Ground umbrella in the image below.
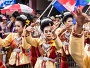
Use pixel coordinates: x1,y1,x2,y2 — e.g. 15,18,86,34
1,4,33,15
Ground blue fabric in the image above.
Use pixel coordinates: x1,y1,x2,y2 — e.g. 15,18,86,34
76,0,89,6
52,0,89,13
52,0,66,12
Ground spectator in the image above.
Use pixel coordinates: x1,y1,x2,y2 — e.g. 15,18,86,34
7,11,20,32
0,16,10,33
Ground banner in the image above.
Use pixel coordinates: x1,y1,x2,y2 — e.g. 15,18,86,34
0,0,16,7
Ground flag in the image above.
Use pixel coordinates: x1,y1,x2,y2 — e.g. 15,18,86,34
75,0,90,11
76,0,89,6
52,0,66,12
58,0,76,12
52,0,90,13
52,0,76,12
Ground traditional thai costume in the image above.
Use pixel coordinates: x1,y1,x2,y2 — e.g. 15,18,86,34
56,27,76,68
25,33,63,68
60,29,71,55
69,32,90,68
0,33,32,68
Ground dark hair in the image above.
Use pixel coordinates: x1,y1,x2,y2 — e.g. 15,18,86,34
12,11,20,19
16,16,26,27
40,17,53,31
24,13,33,24
62,12,73,24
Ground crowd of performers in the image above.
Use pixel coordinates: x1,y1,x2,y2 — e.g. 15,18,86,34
0,8,90,68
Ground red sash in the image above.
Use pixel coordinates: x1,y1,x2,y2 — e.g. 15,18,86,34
60,47,69,68
0,60,6,68
30,46,40,67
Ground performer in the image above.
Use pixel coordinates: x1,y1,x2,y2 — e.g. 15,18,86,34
83,22,90,46
55,12,77,68
69,9,90,68
0,15,32,68
25,18,69,68
56,12,73,55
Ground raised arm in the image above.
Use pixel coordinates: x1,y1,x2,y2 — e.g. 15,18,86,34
50,22,63,50
54,36,63,50
25,33,40,47
69,9,90,68
23,25,39,47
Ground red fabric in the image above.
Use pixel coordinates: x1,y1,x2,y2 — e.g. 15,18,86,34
58,0,75,5
48,41,57,59
49,46,57,59
60,47,69,68
0,61,3,66
61,56,67,61
60,33,66,42
22,48,25,53
2,4,21,12
30,46,40,67
1,10,6,14
0,60,6,68
1,66,6,68
84,38,90,47
85,38,90,44
60,56,69,68
58,0,76,11
10,40,17,48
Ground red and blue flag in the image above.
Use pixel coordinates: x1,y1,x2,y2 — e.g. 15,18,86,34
52,0,90,12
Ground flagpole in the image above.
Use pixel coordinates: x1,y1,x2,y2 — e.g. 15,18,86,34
38,0,55,20
85,5,90,13
47,6,54,17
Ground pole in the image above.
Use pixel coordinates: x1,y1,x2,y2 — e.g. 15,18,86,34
38,0,55,19
47,6,54,17
85,6,90,13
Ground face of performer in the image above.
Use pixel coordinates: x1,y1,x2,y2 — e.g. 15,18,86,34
64,17,73,26
43,26,53,40
15,21,24,33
